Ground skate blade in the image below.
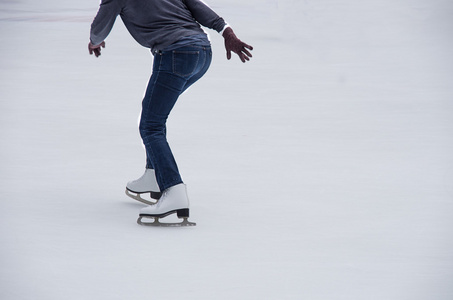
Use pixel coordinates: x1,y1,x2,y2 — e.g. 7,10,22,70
125,189,158,205
137,216,196,227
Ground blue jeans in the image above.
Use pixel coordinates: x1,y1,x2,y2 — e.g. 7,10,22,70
139,45,212,191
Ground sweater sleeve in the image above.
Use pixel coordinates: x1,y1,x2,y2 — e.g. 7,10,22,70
90,0,123,45
183,0,226,32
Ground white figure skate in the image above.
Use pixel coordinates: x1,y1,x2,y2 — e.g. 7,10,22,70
125,168,161,205
137,183,196,227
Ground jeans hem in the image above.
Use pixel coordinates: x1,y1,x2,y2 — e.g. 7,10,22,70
161,180,184,192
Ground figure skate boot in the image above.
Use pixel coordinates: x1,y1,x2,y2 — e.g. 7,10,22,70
125,168,161,205
137,183,195,227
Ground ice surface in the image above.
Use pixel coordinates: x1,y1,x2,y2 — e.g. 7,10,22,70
1,0,452,299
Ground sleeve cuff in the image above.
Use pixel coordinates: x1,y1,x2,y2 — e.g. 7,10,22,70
220,24,231,35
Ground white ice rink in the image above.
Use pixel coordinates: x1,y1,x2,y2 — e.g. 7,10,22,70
1,0,452,299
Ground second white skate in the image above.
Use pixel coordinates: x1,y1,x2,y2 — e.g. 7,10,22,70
125,168,161,205
137,183,196,227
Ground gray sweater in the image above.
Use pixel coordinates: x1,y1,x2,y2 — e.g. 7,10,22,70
90,0,226,52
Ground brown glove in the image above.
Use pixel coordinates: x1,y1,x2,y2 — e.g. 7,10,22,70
88,41,106,57
223,27,253,63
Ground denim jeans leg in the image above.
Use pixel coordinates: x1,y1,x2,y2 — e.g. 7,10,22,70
139,46,211,192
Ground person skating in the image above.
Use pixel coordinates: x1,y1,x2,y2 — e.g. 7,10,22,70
89,0,253,226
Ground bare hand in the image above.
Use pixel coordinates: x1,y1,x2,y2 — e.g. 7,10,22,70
88,41,105,57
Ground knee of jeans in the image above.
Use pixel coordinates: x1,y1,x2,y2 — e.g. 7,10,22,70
139,119,166,139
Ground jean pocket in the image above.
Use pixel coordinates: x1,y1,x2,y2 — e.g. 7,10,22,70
172,50,200,77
